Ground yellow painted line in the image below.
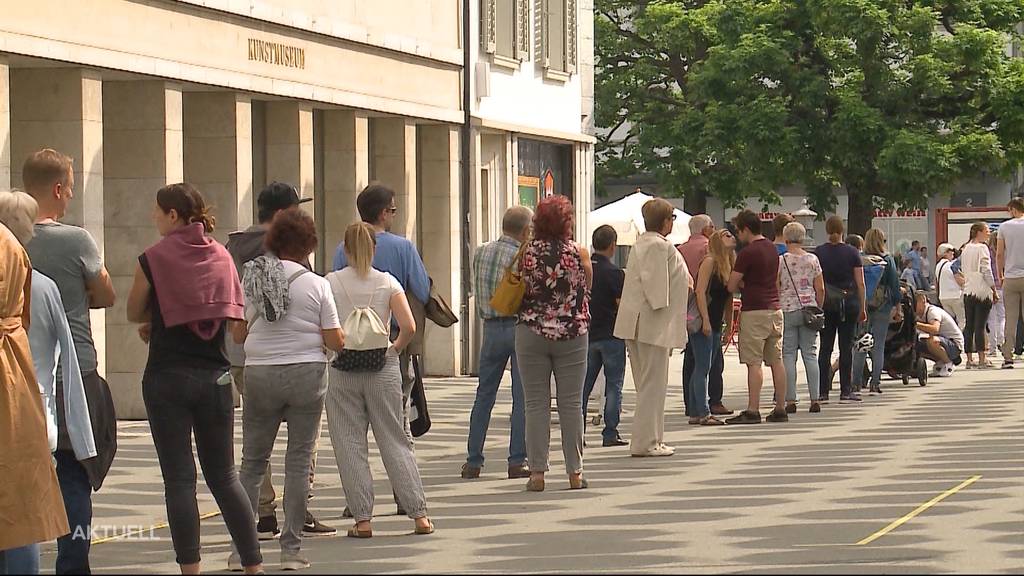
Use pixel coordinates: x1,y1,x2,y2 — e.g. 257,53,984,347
856,475,981,546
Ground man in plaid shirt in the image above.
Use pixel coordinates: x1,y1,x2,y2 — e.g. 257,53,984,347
462,206,534,480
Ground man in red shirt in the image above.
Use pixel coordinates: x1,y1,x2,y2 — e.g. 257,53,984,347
726,210,789,423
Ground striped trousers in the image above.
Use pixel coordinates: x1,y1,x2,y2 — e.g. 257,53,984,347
326,352,427,522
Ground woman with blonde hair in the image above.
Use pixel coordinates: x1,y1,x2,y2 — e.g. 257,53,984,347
689,229,736,425
853,228,901,393
960,222,997,369
325,222,433,537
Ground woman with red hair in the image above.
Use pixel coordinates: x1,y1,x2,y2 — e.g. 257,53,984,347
515,195,592,492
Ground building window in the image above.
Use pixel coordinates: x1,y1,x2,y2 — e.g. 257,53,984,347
538,0,577,75
482,0,531,62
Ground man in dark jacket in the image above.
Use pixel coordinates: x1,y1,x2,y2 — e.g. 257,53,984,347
225,182,334,539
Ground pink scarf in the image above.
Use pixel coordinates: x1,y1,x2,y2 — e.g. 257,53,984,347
144,223,244,340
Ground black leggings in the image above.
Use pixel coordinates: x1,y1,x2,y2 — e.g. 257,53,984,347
819,303,859,398
963,295,993,354
143,366,262,568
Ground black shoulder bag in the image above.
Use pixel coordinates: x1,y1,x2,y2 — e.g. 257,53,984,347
783,254,825,332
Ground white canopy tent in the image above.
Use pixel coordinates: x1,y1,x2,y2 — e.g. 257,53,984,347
588,192,691,246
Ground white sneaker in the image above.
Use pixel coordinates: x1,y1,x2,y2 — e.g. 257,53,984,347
633,444,674,457
281,551,311,571
227,552,242,572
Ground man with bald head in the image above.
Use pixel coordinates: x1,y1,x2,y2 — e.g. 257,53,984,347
462,206,534,480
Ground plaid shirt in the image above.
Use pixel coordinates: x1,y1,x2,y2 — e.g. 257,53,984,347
473,235,520,319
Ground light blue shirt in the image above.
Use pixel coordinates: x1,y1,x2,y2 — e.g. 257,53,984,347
332,231,430,304
29,270,96,459
905,248,923,274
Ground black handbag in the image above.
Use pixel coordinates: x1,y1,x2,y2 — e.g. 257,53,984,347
783,254,826,331
409,355,432,437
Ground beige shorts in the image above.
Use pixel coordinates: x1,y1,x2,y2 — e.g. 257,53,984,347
738,309,784,366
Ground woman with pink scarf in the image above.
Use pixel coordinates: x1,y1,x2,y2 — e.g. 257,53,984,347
126,183,263,575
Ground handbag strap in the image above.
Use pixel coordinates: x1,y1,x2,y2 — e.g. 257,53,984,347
330,271,380,310
507,240,529,275
936,260,951,301
782,254,811,308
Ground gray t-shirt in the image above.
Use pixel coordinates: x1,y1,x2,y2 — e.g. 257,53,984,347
27,222,104,373
1001,217,1024,279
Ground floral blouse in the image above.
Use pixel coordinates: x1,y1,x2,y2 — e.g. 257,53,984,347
518,239,590,340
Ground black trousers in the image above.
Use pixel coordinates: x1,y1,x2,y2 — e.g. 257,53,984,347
819,301,860,398
963,295,993,354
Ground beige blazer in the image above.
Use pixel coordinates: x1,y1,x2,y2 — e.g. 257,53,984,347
613,231,692,350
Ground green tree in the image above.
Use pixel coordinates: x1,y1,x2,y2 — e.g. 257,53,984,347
596,0,1024,233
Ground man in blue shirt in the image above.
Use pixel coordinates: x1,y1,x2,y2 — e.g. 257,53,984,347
905,240,924,289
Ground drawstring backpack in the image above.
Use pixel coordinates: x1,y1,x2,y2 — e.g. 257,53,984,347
328,272,391,372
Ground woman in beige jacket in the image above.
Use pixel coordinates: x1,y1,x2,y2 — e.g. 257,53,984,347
614,198,692,457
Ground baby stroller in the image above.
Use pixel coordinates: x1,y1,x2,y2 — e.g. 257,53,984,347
882,281,928,387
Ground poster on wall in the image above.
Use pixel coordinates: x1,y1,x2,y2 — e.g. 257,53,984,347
543,169,555,198
518,176,540,209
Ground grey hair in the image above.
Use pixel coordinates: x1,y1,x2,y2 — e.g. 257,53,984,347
689,214,712,235
782,221,806,245
502,205,533,236
0,191,39,246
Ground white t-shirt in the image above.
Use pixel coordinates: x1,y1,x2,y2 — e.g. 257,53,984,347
935,258,962,301
325,268,404,330
1001,217,1024,279
923,304,965,352
244,260,341,365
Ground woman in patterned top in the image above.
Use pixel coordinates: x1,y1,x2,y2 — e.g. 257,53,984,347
516,195,592,492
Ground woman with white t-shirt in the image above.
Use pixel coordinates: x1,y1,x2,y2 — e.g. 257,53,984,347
234,208,345,572
325,222,433,539
777,222,825,413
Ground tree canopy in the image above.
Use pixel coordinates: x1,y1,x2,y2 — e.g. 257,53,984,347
596,0,1024,233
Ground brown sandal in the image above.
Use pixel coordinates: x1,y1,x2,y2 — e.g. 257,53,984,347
525,477,545,492
700,416,725,426
347,526,372,539
414,520,435,535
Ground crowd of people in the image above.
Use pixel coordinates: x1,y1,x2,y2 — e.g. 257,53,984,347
2,144,1023,574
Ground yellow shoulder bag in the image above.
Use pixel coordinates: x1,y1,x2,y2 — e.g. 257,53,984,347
489,242,529,316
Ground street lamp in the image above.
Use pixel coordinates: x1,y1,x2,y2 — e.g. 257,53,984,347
792,200,818,247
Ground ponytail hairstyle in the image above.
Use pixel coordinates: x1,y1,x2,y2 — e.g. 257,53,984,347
969,221,988,241
344,221,377,277
156,183,215,233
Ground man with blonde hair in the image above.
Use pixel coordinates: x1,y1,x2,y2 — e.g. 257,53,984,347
22,148,117,574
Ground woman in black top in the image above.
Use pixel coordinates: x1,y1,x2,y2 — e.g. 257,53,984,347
126,184,262,575
690,229,736,425
813,216,867,403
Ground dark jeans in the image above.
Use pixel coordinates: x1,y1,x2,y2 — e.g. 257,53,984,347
582,338,626,442
963,295,993,354
682,341,724,416
55,449,92,575
466,318,527,468
0,543,39,575
819,302,860,398
1018,317,1024,354
143,366,262,568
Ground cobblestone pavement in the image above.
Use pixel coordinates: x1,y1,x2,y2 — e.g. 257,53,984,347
40,352,1024,574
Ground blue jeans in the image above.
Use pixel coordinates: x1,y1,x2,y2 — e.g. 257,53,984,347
0,544,40,574
55,449,92,575
467,318,527,468
682,341,724,416
582,338,626,441
687,329,721,418
783,311,820,402
854,306,893,388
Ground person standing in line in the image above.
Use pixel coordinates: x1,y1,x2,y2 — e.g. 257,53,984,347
689,229,737,426
778,222,825,414
126,184,263,575
905,240,924,290
935,243,966,329
22,149,118,575
773,213,795,256
846,235,864,252
678,215,731,417
225,182,334,539
996,197,1024,369
325,223,434,538
0,198,70,575
960,223,997,369
517,195,592,490
920,246,934,290
726,210,788,424
616,198,691,452
814,216,867,403
987,232,1005,356
582,225,629,445
461,206,533,479
233,209,346,571
853,229,901,394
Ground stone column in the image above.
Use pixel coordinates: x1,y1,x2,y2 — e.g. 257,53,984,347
10,67,105,371
264,101,315,264
183,93,254,245
418,125,461,376
0,57,9,190
102,81,184,419
371,118,417,242
322,110,369,265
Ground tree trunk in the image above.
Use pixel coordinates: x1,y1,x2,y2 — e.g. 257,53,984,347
684,187,709,216
846,186,874,236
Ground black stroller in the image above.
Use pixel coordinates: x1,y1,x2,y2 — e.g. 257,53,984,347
881,281,928,386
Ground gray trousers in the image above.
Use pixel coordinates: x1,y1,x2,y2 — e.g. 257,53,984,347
326,352,427,522
238,363,327,553
514,326,587,474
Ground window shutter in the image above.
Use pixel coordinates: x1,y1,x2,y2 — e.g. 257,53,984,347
538,0,550,68
565,0,577,73
515,0,530,60
482,0,497,54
